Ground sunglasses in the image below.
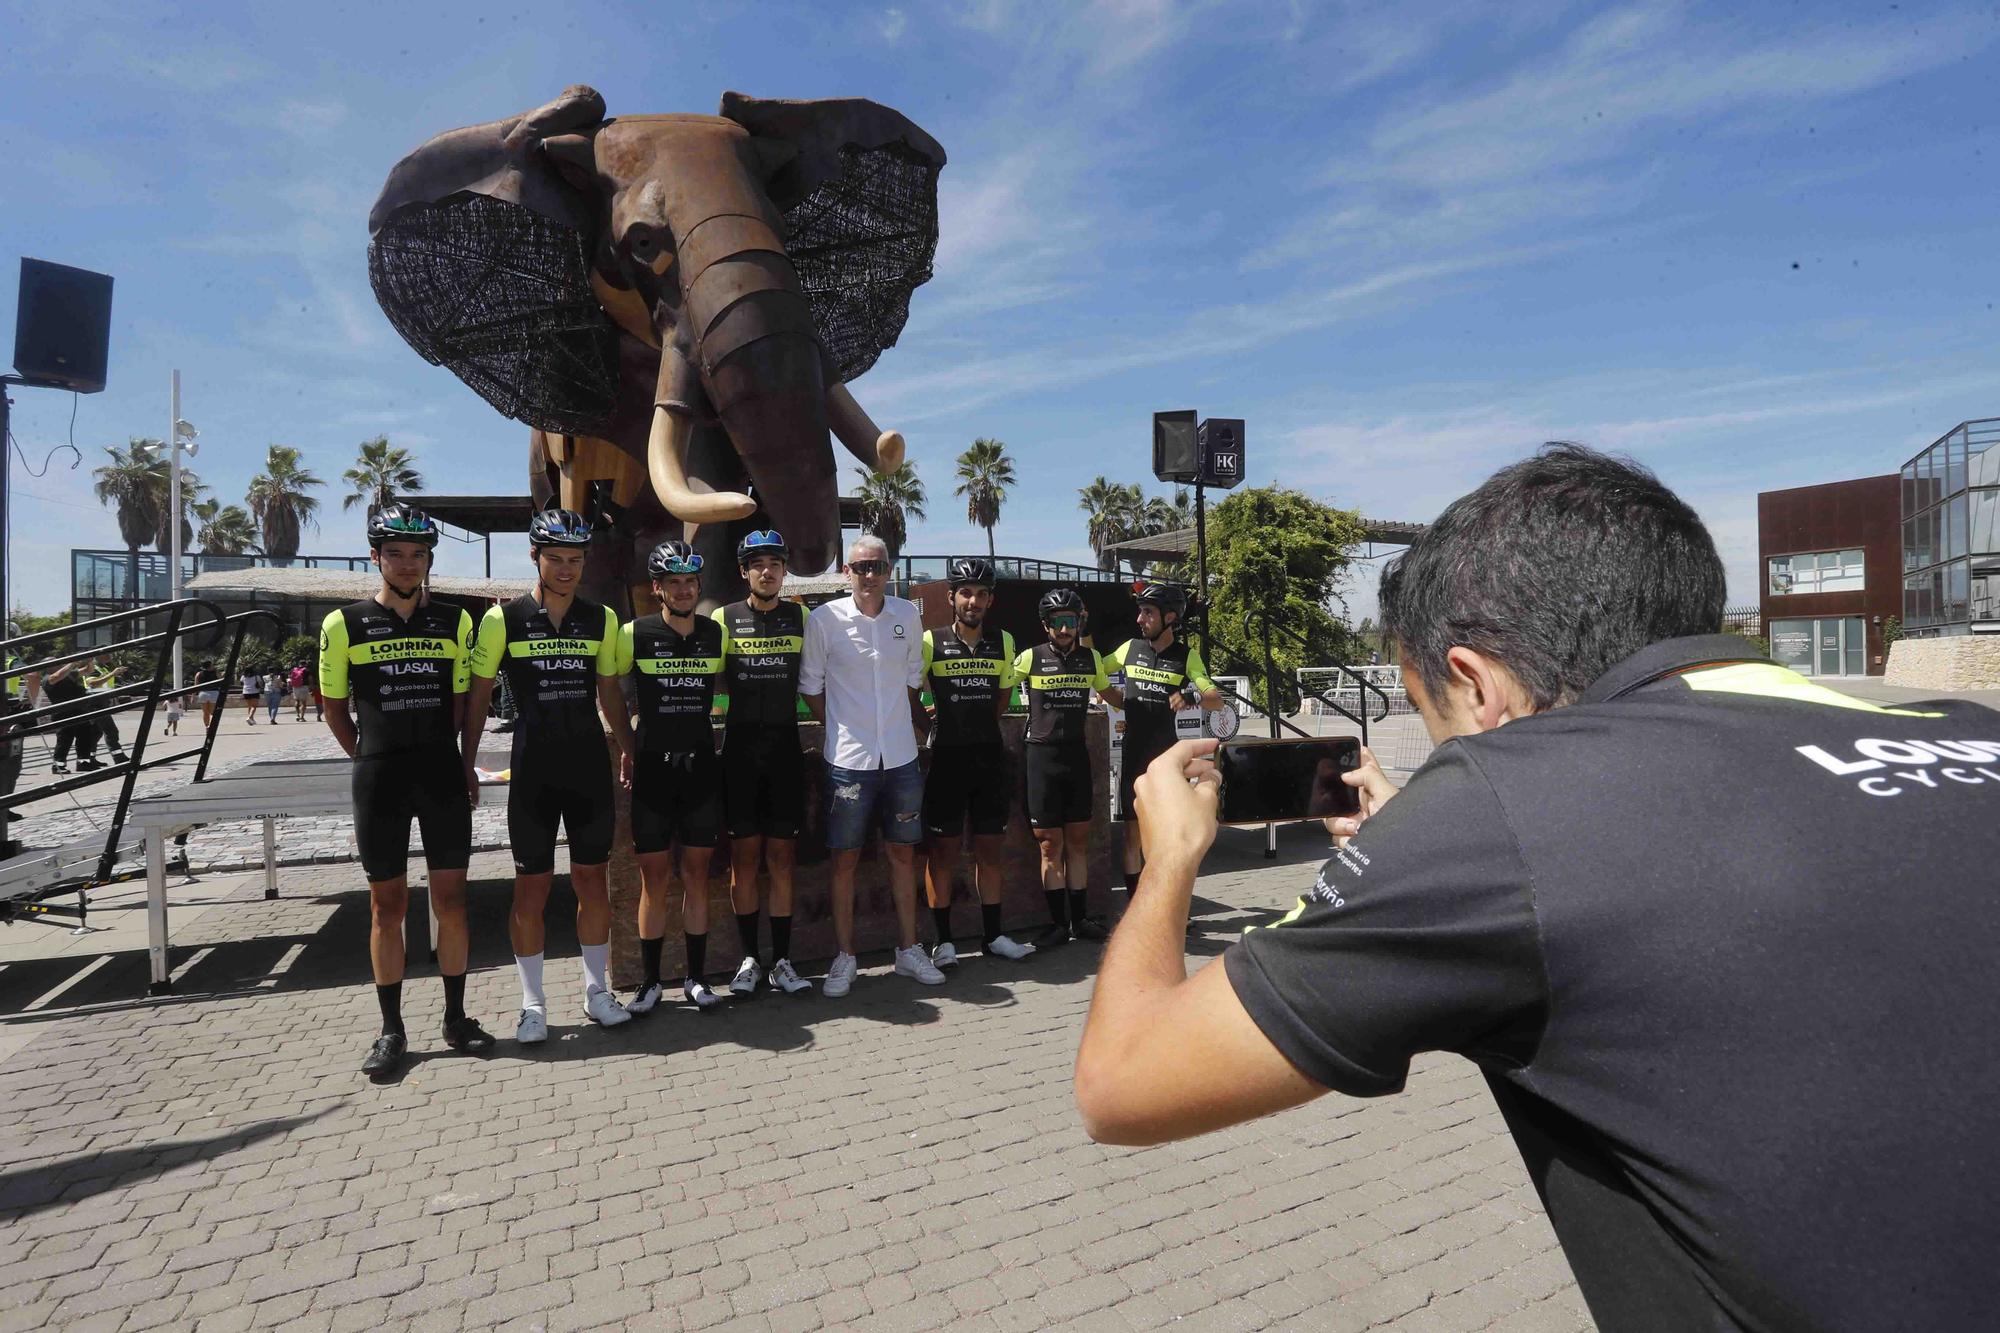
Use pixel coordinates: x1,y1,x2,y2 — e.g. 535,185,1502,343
658,554,704,575
849,560,889,576
1045,614,1080,629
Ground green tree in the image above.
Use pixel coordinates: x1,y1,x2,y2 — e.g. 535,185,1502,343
953,438,1016,559
342,436,424,514
193,498,260,556
1079,476,1141,569
93,439,167,606
152,469,208,556
1201,486,1366,712
246,445,323,562
855,461,927,562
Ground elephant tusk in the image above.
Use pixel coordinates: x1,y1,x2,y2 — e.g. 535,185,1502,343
648,404,758,525
826,382,904,473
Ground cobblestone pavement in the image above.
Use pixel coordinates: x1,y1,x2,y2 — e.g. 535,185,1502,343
0,834,1591,1332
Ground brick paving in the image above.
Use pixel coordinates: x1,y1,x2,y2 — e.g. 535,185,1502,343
0,834,1592,1331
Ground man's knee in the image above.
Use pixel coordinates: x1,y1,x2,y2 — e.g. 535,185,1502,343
370,882,410,920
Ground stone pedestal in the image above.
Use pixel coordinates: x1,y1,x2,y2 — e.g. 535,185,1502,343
1883,636,2000,690
607,714,1117,987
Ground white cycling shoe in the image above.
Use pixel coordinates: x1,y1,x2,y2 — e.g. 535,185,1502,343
823,952,859,997
516,1008,549,1045
894,945,946,985
684,980,723,1009
987,934,1036,961
931,942,959,969
730,957,762,995
768,959,813,994
584,987,632,1028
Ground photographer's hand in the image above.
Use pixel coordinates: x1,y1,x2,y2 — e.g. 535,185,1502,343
1133,738,1220,869
1326,745,1397,846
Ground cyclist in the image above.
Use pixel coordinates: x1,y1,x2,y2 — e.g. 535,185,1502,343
922,558,1034,965
620,541,728,1013
319,504,492,1077
1108,582,1221,902
712,530,813,995
463,506,636,1043
1013,588,1122,947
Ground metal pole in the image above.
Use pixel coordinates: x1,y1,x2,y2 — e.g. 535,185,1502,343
169,371,184,690
1194,480,1208,658
0,380,11,630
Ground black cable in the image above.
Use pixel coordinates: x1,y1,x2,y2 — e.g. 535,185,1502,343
5,397,84,478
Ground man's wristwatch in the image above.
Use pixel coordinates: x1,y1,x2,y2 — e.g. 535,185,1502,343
1178,683,1202,707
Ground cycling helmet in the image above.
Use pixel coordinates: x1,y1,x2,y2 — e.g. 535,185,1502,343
367,502,440,550
946,557,995,590
1038,588,1086,621
1134,581,1189,617
646,540,704,578
528,506,593,550
736,529,789,567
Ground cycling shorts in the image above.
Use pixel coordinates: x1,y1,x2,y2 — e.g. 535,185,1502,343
923,743,1010,838
1024,741,1094,829
722,724,805,840
507,742,614,874
631,748,723,853
1117,726,1177,821
352,748,472,883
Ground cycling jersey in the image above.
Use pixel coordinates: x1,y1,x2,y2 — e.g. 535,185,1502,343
922,627,1017,748
1013,641,1111,746
712,598,806,727
470,593,619,747
1108,635,1214,737
618,613,723,755
318,598,473,758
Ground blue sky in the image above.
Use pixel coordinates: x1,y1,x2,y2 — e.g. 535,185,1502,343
5,0,1998,617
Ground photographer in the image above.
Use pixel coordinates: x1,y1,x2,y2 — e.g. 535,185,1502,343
1075,445,1997,1331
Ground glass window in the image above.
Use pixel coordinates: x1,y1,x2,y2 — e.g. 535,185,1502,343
1905,572,1929,627
1971,557,2000,624
1971,434,2000,488
1969,488,1999,557
1769,619,1814,670
1947,495,1968,560
1945,560,1970,623
1947,434,1968,495
1843,618,1864,677
1902,461,1919,516
1767,555,1795,596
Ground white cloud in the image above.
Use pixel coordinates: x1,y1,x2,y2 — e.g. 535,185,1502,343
879,8,908,42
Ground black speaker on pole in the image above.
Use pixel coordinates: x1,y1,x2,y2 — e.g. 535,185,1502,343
1152,409,1198,484
12,258,114,395
1198,418,1246,489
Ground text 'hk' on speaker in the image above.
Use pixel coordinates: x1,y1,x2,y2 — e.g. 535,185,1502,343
1153,410,1199,484
1198,417,1245,489
13,258,114,395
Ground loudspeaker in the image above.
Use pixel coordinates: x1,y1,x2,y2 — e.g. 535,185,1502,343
1153,409,1198,483
1198,417,1245,489
12,258,113,394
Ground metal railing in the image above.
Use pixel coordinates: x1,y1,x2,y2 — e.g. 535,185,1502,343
893,554,1126,588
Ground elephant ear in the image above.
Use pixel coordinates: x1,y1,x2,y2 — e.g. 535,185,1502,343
719,92,947,383
366,87,621,436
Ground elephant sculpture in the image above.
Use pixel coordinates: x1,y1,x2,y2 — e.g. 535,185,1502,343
366,85,945,611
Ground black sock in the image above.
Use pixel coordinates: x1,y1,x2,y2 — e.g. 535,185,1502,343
734,911,760,962
684,931,707,985
770,914,792,964
376,982,404,1037
1044,889,1068,928
1069,888,1090,926
442,972,466,1024
981,904,1003,946
931,904,953,947
640,935,665,988
1123,871,1140,895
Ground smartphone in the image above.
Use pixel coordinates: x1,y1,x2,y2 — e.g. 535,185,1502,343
1216,737,1362,825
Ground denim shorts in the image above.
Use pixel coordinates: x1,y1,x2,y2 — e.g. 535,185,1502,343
824,759,925,851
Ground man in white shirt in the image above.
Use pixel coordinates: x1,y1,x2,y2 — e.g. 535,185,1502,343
800,534,945,996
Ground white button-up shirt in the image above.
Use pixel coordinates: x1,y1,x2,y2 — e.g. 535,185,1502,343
800,593,926,771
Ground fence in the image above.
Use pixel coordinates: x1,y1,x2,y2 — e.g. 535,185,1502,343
1295,664,1436,775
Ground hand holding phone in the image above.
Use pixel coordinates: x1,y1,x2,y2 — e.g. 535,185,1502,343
1215,738,1363,826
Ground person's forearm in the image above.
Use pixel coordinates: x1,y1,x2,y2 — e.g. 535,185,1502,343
598,681,636,756
323,702,359,758
462,682,494,767
1079,849,1201,1086
802,692,825,724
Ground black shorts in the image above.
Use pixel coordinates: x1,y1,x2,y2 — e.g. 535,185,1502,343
722,724,805,840
1024,741,1093,829
1117,727,1176,821
507,742,615,874
924,743,1010,838
631,748,724,853
352,748,472,883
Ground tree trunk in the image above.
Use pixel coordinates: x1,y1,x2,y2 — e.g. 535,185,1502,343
986,525,996,560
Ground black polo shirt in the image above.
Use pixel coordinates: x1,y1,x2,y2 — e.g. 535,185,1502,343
1225,636,2000,1332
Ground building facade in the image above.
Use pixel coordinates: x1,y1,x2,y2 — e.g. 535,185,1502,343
1757,474,1901,677
1901,418,2000,637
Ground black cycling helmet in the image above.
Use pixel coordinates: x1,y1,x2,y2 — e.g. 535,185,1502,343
736,529,789,567
947,557,995,590
646,540,703,578
1038,587,1085,621
367,502,440,550
1134,581,1189,617
528,506,593,550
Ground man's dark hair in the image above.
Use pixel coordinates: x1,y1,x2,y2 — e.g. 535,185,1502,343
1380,443,1725,710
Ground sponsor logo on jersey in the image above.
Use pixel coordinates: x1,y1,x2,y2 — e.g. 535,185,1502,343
1794,737,2000,797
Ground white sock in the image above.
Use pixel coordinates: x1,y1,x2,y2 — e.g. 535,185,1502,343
580,943,610,997
516,953,545,1012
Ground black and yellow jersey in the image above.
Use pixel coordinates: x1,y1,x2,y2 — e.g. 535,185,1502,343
922,627,1017,748
1109,635,1214,734
1012,641,1110,746
712,598,806,728
470,593,619,746
317,598,472,757
618,613,724,755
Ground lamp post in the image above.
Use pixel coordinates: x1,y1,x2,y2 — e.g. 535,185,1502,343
165,372,198,690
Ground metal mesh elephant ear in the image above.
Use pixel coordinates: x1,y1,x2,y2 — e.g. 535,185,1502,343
368,193,620,437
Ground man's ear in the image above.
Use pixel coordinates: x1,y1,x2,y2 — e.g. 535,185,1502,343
1442,646,1534,731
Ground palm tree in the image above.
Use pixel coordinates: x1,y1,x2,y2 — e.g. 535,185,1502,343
952,438,1016,560
193,498,260,556
855,462,927,562
246,445,324,563
152,470,208,556
342,436,424,514
93,439,167,601
1079,476,1144,569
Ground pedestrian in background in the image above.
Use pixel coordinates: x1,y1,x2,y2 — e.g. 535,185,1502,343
263,671,284,724
241,669,262,725
291,662,311,720
194,662,220,730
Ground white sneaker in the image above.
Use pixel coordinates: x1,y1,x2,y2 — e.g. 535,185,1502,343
730,956,762,995
823,952,858,998
894,945,946,985
516,1008,548,1044
987,934,1036,961
931,941,959,969
584,987,632,1027
626,980,664,1015
683,980,722,1009
768,958,813,994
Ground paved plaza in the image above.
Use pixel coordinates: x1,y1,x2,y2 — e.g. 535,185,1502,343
0,826,1590,1332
